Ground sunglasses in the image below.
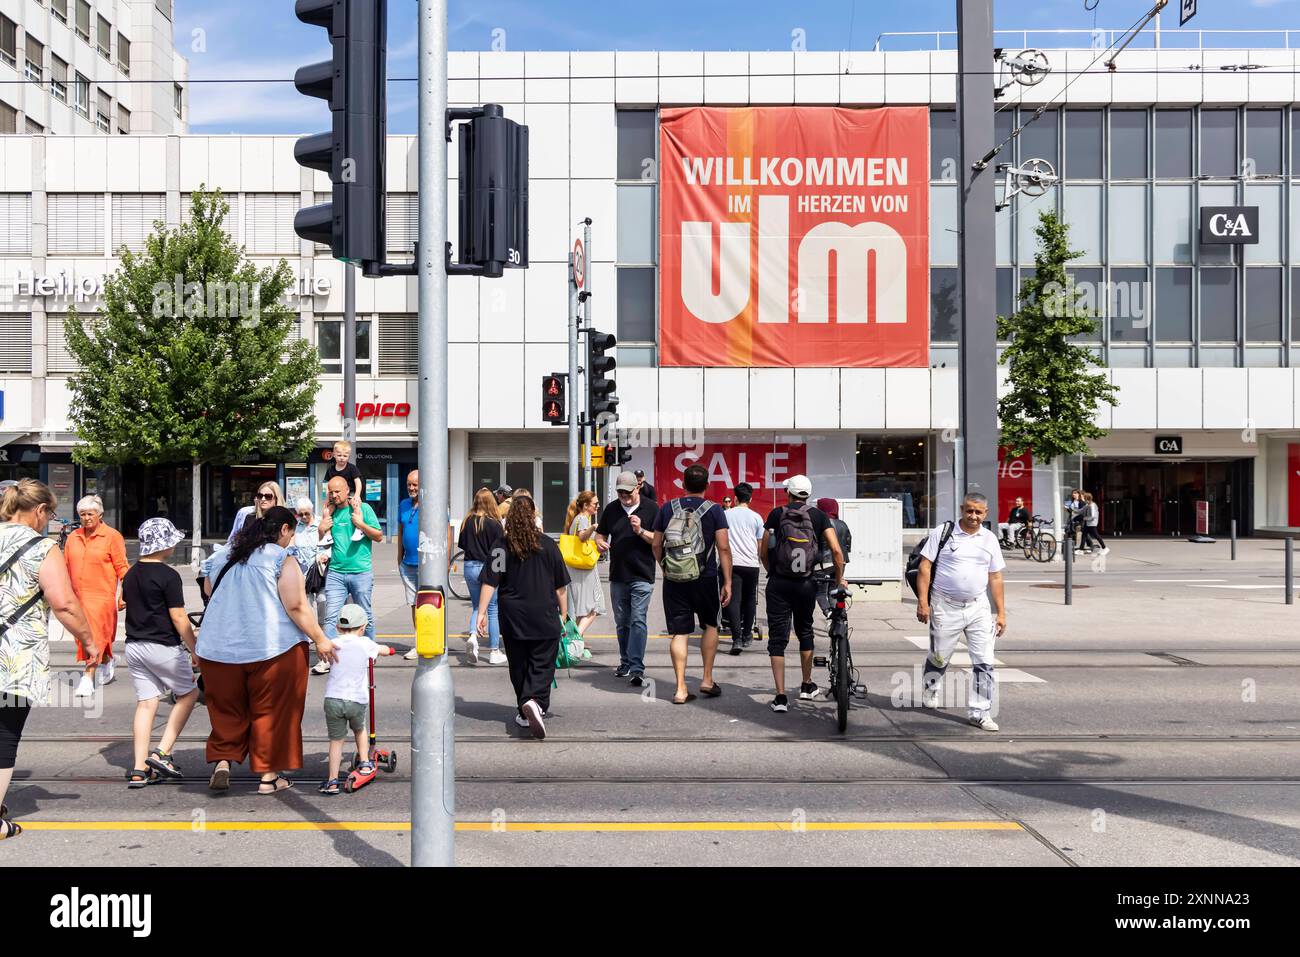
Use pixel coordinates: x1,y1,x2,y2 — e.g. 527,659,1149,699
255,492,275,501
296,512,313,519
617,490,633,497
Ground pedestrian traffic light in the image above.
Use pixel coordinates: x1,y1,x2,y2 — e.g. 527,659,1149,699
616,442,633,466
588,332,618,420
542,373,567,426
292,0,387,273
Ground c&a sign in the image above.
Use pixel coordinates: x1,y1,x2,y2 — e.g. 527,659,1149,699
658,106,929,368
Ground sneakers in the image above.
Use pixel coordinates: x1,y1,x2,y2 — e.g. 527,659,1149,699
99,659,116,685
73,674,95,698
465,635,480,665
487,649,508,665
1101,547,1110,555
513,713,530,729
403,648,418,660
310,659,331,676
613,664,632,678
969,714,1000,732
921,686,941,709
798,682,819,701
628,672,646,687
521,699,546,739
770,694,789,713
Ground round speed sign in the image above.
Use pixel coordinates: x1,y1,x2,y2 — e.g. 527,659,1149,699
572,238,585,289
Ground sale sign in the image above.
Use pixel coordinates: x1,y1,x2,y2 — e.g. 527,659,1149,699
659,106,929,368
998,447,1033,518
1289,444,1300,527
653,443,808,517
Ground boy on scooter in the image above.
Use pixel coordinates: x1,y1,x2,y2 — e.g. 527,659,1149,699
319,604,394,795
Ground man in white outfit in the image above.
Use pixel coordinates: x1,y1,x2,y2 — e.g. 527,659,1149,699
914,492,1007,732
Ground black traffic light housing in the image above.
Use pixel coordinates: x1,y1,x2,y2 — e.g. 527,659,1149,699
542,373,567,426
588,331,618,420
449,105,529,278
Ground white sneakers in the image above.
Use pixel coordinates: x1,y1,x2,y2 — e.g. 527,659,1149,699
921,686,941,709
487,649,508,666
969,715,1000,732
403,648,418,660
521,699,546,739
98,659,116,685
74,674,96,698
465,635,480,665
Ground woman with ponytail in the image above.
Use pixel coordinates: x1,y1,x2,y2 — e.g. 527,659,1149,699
198,505,337,794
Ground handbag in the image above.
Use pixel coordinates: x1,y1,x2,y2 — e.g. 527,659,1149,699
559,522,598,569
304,553,330,595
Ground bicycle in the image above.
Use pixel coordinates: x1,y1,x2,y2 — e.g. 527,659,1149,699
1021,515,1057,563
54,519,80,550
447,548,468,601
813,586,862,733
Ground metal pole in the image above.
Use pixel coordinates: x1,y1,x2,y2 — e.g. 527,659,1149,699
582,220,594,492
1063,537,1073,605
1230,518,1237,560
568,253,580,500
956,0,998,525
411,0,454,868
343,264,357,446
1287,538,1294,606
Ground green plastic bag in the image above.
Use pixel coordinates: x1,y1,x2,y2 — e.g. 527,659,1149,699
553,617,585,686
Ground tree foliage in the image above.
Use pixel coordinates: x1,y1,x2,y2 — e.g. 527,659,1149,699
997,209,1118,463
65,188,321,469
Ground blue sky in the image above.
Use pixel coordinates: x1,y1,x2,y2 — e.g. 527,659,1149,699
177,0,1300,134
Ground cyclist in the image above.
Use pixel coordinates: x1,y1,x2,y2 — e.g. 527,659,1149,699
998,497,1031,547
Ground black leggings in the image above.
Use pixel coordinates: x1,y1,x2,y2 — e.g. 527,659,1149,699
725,566,760,641
0,696,32,770
1081,526,1106,549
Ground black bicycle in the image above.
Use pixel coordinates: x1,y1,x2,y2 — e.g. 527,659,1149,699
814,586,859,733
54,519,80,550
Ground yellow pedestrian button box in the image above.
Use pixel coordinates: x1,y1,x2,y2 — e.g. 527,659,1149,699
415,587,446,657
585,445,605,468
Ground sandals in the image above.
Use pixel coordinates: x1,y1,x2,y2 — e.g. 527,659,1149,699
209,762,230,791
699,683,723,698
146,749,183,779
318,778,341,796
257,773,294,795
355,761,375,775
672,692,696,705
0,818,20,840
126,768,154,789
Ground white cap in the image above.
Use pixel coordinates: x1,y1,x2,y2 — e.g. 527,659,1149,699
783,474,813,499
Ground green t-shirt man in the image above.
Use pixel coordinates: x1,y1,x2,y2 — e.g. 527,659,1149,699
327,500,381,574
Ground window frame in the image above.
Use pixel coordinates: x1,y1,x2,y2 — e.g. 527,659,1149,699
316,318,373,376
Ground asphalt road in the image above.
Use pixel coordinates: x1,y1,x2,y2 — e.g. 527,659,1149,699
3,537,1298,867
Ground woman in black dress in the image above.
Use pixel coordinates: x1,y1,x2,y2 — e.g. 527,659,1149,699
477,495,571,739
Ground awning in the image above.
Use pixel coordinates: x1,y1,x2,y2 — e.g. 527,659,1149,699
0,432,30,448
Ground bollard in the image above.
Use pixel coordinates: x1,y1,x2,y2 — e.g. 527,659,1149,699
1288,538,1295,606
1230,519,1237,561
1063,537,1073,606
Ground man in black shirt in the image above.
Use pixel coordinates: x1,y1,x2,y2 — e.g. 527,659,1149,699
635,469,657,502
595,470,658,685
760,475,845,714
999,497,1031,546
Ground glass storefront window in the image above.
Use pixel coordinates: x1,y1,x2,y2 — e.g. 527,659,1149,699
856,434,930,530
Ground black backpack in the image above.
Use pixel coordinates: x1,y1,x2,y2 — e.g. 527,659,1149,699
773,503,818,578
905,521,954,600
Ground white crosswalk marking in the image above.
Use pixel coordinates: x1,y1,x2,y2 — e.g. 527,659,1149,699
903,635,1046,683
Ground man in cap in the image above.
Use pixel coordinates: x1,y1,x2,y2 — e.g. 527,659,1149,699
494,485,514,521
595,470,659,685
634,469,657,503
759,475,845,713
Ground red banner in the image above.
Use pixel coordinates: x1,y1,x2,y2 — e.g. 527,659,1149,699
658,106,929,368
1289,444,1300,527
653,444,808,517
997,448,1033,518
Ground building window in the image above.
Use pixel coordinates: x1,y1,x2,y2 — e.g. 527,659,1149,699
24,36,42,84
616,109,658,363
74,73,89,118
1245,109,1282,177
174,83,183,118
0,316,33,373
1154,110,1192,178
96,15,111,60
1155,268,1192,342
117,105,130,134
1064,110,1103,180
25,117,43,134
112,194,166,254
117,34,130,76
378,315,417,375
0,16,16,70
0,101,15,135
0,194,33,253
182,191,240,243
53,0,68,25
1108,267,1149,343
75,0,91,43
1291,268,1300,341
95,90,112,132
155,0,173,21
929,109,956,182
244,194,301,254
1110,109,1148,180
616,110,656,182
1018,108,1058,171
1200,109,1238,178
47,193,105,255
1066,268,1103,341
856,435,930,530
1245,267,1282,342
317,319,372,375
384,194,417,254
930,267,960,343
50,56,68,103
1199,270,1238,342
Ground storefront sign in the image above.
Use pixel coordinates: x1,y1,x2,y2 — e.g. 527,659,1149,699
337,402,411,420
653,443,808,516
1199,207,1258,245
1289,444,1300,527
997,447,1033,516
1154,435,1184,455
365,478,383,501
658,106,929,368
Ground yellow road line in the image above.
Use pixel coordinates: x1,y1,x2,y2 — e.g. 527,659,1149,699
379,634,669,641
18,820,1021,833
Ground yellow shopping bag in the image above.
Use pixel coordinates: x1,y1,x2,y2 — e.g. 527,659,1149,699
559,533,598,570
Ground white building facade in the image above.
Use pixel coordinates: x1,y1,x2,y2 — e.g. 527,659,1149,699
2,37,1300,538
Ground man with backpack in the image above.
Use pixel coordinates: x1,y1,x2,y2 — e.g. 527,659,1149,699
913,491,1007,732
651,464,732,705
759,475,845,713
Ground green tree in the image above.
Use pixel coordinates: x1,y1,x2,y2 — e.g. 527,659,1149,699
65,187,321,554
998,209,1118,543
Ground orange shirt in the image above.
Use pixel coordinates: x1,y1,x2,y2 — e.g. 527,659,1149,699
65,523,128,601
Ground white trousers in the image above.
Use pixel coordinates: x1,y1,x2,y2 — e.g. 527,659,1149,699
923,590,996,718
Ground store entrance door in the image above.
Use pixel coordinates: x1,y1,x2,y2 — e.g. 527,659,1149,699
1083,459,1251,536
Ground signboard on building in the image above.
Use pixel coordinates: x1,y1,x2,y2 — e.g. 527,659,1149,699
1199,207,1259,245
658,106,929,368
1180,0,1198,26
652,443,808,516
1155,435,1184,454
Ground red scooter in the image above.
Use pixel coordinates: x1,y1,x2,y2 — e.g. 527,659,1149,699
342,656,398,792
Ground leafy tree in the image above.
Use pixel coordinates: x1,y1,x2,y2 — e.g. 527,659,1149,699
998,210,1118,544
65,187,321,554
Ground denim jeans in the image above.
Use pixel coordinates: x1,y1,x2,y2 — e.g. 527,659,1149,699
463,559,500,649
324,569,376,641
610,579,654,673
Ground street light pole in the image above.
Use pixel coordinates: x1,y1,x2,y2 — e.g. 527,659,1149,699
343,263,357,447
411,0,454,868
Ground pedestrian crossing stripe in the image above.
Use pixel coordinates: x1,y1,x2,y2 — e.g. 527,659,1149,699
903,636,1045,683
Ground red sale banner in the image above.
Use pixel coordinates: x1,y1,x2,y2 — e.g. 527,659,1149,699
1289,444,1300,527
997,448,1033,518
653,443,808,516
659,106,929,368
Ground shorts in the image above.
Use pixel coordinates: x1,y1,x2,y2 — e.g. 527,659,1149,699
400,564,418,606
124,640,197,701
324,697,367,740
662,575,720,635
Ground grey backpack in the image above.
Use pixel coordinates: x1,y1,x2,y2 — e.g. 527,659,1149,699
662,499,714,583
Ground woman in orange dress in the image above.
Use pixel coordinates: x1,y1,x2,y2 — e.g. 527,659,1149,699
64,495,128,699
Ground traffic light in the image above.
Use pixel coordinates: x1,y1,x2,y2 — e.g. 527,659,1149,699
588,332,618,420
453,105,529,278
615,440,632,466
292,0,386,272
542,373,566,426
